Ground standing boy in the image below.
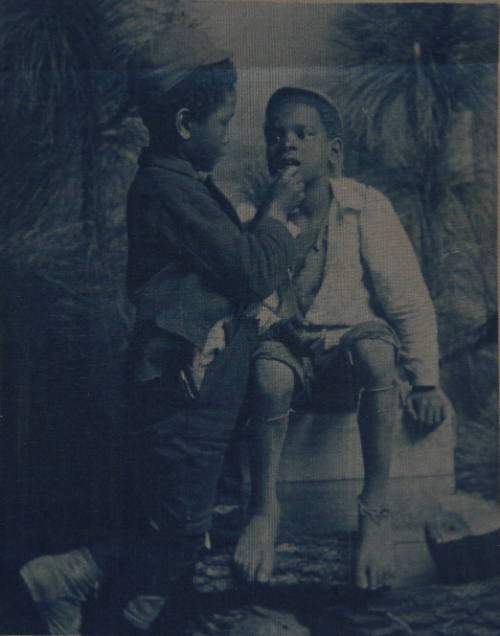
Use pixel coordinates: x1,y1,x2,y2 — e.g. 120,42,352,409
234,87,451,591
17,29,304,635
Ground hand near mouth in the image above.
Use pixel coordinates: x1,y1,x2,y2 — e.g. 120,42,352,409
259,164,305,224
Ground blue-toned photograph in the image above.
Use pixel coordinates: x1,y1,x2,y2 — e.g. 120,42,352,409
0,2,497,634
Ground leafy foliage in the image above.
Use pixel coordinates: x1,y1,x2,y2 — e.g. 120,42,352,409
325,5,498,496
0,0,101,146
0,0,191,232
102,0,191,65
0,0,192,544
328,4,498,172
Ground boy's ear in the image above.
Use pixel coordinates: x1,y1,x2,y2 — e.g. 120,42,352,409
176,107,192,140
329,137,343,176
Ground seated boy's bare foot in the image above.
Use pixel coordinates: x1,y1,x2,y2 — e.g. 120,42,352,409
355,502,395,591
234,504,279,584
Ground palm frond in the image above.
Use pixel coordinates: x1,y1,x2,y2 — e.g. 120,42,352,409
0,0,101,147
0,0,189,234
328,4,498,170
0,0,103,235
101,0,192,66
332,4,497,69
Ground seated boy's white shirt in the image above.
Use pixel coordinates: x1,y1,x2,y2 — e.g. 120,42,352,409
242,180,440,387
285,220,301,238
253,291,282,333
189,318,228,391
310,178,439,385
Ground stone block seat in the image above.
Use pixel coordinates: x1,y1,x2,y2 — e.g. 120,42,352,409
236,393,456,588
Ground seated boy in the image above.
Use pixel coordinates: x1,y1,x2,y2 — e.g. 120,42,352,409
16,30,305,636
234,87,451,591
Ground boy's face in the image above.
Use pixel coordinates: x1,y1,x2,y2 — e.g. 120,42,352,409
266,101,340,184
185,89,236,172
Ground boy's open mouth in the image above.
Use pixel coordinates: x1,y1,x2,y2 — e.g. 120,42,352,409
277,157,300,169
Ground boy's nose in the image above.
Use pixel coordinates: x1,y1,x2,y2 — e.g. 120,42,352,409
283,132,298,148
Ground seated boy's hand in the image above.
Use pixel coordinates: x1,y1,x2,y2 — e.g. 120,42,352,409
405,387,453,435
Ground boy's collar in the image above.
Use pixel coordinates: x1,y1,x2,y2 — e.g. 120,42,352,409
329,177,368,214
138,148,204,180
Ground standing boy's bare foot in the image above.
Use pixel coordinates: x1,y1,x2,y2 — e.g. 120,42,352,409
355,500,395,590
234,502,279,583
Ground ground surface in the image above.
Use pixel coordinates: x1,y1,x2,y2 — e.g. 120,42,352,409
178,533,500,636
1,523,499,634
186,554,500,636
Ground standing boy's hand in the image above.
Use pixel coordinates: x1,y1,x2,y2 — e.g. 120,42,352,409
406,387,453,435
263,165,305,225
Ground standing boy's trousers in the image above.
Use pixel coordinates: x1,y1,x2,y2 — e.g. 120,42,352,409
113,316,257,600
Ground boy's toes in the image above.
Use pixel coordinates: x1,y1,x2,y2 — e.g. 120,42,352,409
246,560,258,583
235,551,257,583
383,563,394,588
355,564,368,590
378,569,388,590
256,554,273,583
368,568,378,591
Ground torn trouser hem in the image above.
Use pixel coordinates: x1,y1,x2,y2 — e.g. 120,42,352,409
246,408,294,425
360,381,398,394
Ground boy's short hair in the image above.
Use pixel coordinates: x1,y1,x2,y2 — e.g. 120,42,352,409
128,25,236,142
136,59,236,142
265,87,343,140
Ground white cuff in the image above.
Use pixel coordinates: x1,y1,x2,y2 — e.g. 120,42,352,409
285,221,300,238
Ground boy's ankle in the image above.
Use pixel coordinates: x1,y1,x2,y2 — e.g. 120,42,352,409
358,490,390,509
358,496,391,527
248,497,279,517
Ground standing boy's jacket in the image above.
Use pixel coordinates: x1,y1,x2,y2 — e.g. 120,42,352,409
127,150,297,351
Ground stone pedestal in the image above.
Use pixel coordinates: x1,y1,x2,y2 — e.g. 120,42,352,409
258,408,455,586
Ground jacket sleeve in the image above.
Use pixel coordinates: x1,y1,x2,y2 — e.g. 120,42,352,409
360,187,440,386
148,173,296,302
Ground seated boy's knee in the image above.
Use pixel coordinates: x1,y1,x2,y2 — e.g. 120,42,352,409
251,358,294,411
351,338,397,388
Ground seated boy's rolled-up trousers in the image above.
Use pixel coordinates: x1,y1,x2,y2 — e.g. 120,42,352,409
118,316,257,598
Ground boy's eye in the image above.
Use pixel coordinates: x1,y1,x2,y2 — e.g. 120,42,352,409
298,128,315,139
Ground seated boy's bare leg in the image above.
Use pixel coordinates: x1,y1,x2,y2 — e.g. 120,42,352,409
234,422,284,583
351,339,398,590
234,359,294,583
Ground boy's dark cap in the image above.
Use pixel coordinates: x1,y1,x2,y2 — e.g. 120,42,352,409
266,86,343,137
129,24,231,97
